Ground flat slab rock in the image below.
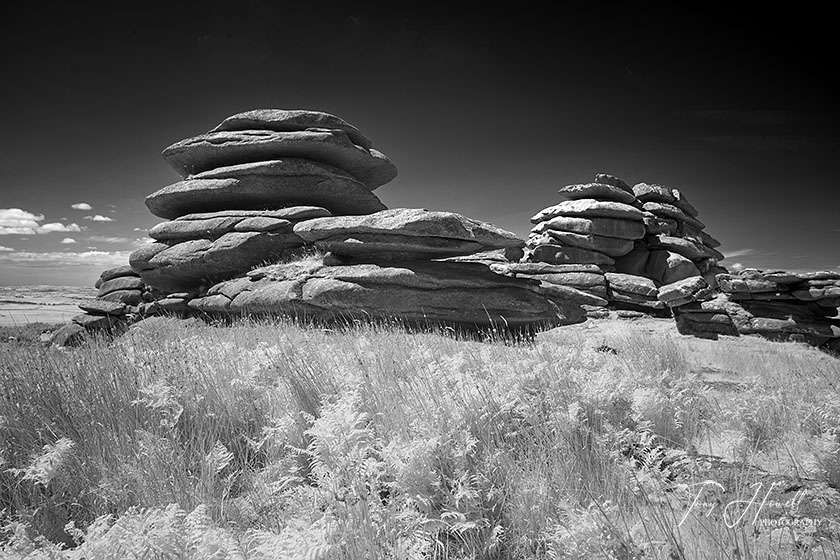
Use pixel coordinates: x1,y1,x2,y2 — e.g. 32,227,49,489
526,244,616,266
146,159,387,219
148,207,329,241
558,182,637,204
604,272,659,298
593,173,633,193
161,129,397,189
528,230,634,257
131,231,305,292
531,215,645,240
648,234,724,262
645,250,701,285
94,265,139,288
189,260,590,329
209,109,373,149
293,208,524,259
531,199,644,223
78,299,126,316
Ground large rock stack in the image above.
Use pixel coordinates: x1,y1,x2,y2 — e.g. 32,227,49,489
525,173,725,313
674,270,840,349
129,109,397,293
112,109,591,332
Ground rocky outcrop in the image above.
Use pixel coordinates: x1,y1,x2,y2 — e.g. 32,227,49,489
523,173,725,315
49,266,151,346
118,109,588,333
673,270,840,349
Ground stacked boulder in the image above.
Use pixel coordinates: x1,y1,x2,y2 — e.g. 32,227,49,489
116,109,592,332
525,173,725,314
129,109,397,293
48,266,151,346
674,270,840,349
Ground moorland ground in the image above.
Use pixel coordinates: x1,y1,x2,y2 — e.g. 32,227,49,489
1,315,840,559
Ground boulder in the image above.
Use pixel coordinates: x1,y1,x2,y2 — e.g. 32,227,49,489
129,242,169,271
716,274,785,294
642,202,705,229
530,230,634,257
558,183,637,204
97,265,139,284
648,235,724,262
49,324,87,347
487,262,604,276
531,199,644,223
209,109,373,149
148,208,324,241
633,183,676,204
658,276,709,304
527,244,615,266
645,250,701,285
72,313,122,330
78,299,126,316
531,216,645,240
683,225,721,248
161,129,397,189
145,160,386,219
293,208,524,259
98,290,143,305
98,276,144,297
605,273,659,298
671,189,699,217
136,231,306,292
792,286,840,301
594,173,633,193
642,213,679,235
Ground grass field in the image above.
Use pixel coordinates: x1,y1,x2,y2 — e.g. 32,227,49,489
1,315,839,559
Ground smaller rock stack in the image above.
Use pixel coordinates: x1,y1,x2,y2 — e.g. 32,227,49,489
674,269,840,349
48,266,151,346
130,109,398,294
525,173,725,314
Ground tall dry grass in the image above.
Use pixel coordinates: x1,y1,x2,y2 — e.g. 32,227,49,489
1,315,839,559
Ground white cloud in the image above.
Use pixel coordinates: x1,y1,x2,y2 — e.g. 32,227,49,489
730,262,745,272
39,222,82,233
0,245,14,252
722,248,755,259
84,215,115,222
60,238,77,244
71,203,93,211
0,250,132,268
0,208,82,235
87,235,130,244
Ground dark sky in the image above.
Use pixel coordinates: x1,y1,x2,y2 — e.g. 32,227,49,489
1,3,837,285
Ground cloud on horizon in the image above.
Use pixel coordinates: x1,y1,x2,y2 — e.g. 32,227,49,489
0,208,82,235
0,250,132,268
84,215,115,222
71,202,93,211
87,236,131,244
0,246,14,252
60,238,77,244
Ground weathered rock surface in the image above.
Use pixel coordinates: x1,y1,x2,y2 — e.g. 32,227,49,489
148,208,329,241
293,208,524,259
605,273,659,298
488,262,608,301
648,235,724,262
210,109,373,149
529,230,634,257
645,250,701,285
161,129,397,189
531,199,644,223
527,244,616,266
594,173,633,193
633,183,675,204
98,276,144,297
189,260,588,329
132,231,305,292
558,183,637,204
658,276,710,306
531,216,645,240
94,265,139,288
146,160,386,219
78,299,126,316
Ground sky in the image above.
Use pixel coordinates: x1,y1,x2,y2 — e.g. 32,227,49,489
1,3,837,285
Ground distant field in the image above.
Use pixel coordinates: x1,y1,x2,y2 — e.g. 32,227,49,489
2,314,839,559
0,285,97,327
